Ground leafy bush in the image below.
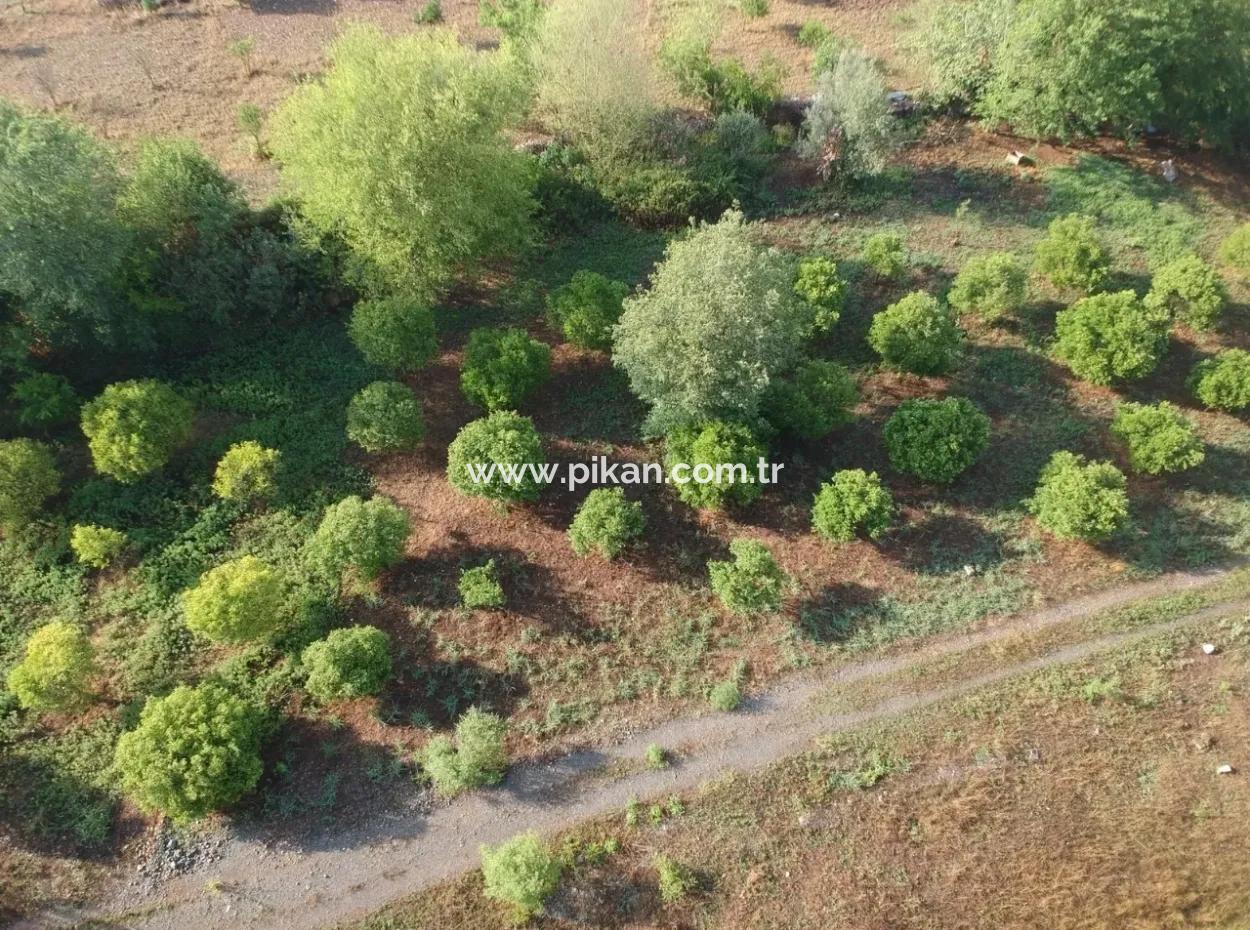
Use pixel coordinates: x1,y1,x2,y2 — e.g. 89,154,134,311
568,487,645,559
7,621,94,713
1027,451,1128,542
80,380,193,483
479,0,544,43
347,381,425,453
664,421,765,510
306,495,410,582
655,853,697,902
419,707,508,795
480,832,563,921
348,297,439,372
1190,349,1250,411
459,560,505,609
270,26,531,297
614,209,808,434
863,231,906,278
908,0,1016,107
661,35,783,117
947,252,1027,321
1053,291,1170,385
811,469,894,542
762,360,858,439
183,555,285,643
708,678,742,711
1219,223,1250,275
546,271,629,350
12,373,79,429
414,0,441,23
883,397,990,483
212,441,281,502
793,257,846,332
708,538,786,614
0,439,60,530
114,681,264,822
1111,401,1205,475
740,0,769,16
461,328,552,411
1033,214,1109,292
301,625,392,701
799,48,896,180
70,524,127,569
868,291,963,375
797,20,832,49
447,412,548,505
1144,254,1228,331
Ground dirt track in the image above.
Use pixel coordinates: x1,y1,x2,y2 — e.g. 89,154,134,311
20,567,1246,930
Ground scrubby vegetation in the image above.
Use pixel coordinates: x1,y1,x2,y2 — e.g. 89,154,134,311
420,707,508,795
568,488,645,559
812,470,895,543
868,292,962,375
708,539,787,614
301,626,392,702
1027,452,1129,542
883,398,990,484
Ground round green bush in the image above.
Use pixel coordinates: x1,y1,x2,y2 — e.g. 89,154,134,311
11,372,79,429
868,291,962,375
447,411,549,505
348,296,438,372
883,397,990,483
307,495,411,582
545,270,629,350
70,523,127,569
419,706,508,796
346,381,425,452
114,681,265,822
1034,215,1109,292
864,231,906,278
301,625,392,702
1144,254,1228,331
460,327,552,411
708,538,787,614
1219,222,1250,275
811,469,895,542
212,441,281,502
1027,450,1129,542
947,252,1028,321
459,560,505,609
6,620,94,712
480,832,563,922
0,438,60,530
183,555,286,643
80,379,193,483
1053,291,1170,385
793,257,847,332
1190,349,1250,411
1111,401,1205,475
568,487,645,559
763,360,858,439
664,421,766,510
797,19,832,49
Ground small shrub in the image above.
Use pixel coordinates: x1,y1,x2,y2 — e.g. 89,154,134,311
461,327,552,411
797,20,832,49
947,252,1028,321
447,411,549,505
811,469,894,542
739,0,769,17
793,257,846,332
212,441,281,502
645,743,668,769
7,621,94,713
12,372,79,429
348,297,439,373
480,832,563,922
420,707,508,795
183,555,285,644
655,853,697,903
708,538,786,614
238,103,264,154
0,438,60,530
70,523,127,569
546,271,629,350
414,0,442,23
1219,223,1250,275
763,359,858,439
1027,451,1129,542
568,487,645,559
868,291,962,375
707,678,742,711
883,397,990,483
479,0,544,42
459,560,505,609
662,41,783,117
1190,349,1250,411
1034,215,1109,292
80,380,193,483
301,625,392,701
347,381,425,452
306,495,410,582
664,421,765,510
1111,401,1205,475
1052,291,1170,385
1144,254,1228,331
864,231,906,278
114,682,264,822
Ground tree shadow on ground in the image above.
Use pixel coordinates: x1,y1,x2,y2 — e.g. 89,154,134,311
793,581,878,645
887,512,1010,577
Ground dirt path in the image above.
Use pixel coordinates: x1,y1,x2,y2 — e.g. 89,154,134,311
23,568,1248,930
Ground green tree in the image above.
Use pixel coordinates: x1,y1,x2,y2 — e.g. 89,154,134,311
70,524,127,569
811,469,894,543
793,257,846,332
306,495,410,582
1190,349,1250,411
708,538,787,614
420,707,508,796
7,621,94,712
480,832,563,922
11,372,79,429
1144,254,1228,331
447,412,549,505
347,381,425,452
664,421,765,510
947,252,1028,321
114,682,265,822
1034,215,1109,292
460,328,552,411
1027,450,1128,541
1053,291,1170,385
301,626,392,701
459,560,506,609
0,438,60,530
80,380,194,482
884,397,990,483
1111,401,1205,475
568,487,645,559
269,26,532,297
799,47,896,180
909,0,1017,107
348,297,439,372
183,555,285,643
212,441,281,502
868,291,963,375
546,271,629,350
863,231,905,278
762,359,858,440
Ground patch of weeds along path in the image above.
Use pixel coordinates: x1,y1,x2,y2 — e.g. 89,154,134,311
33,567,1250,930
